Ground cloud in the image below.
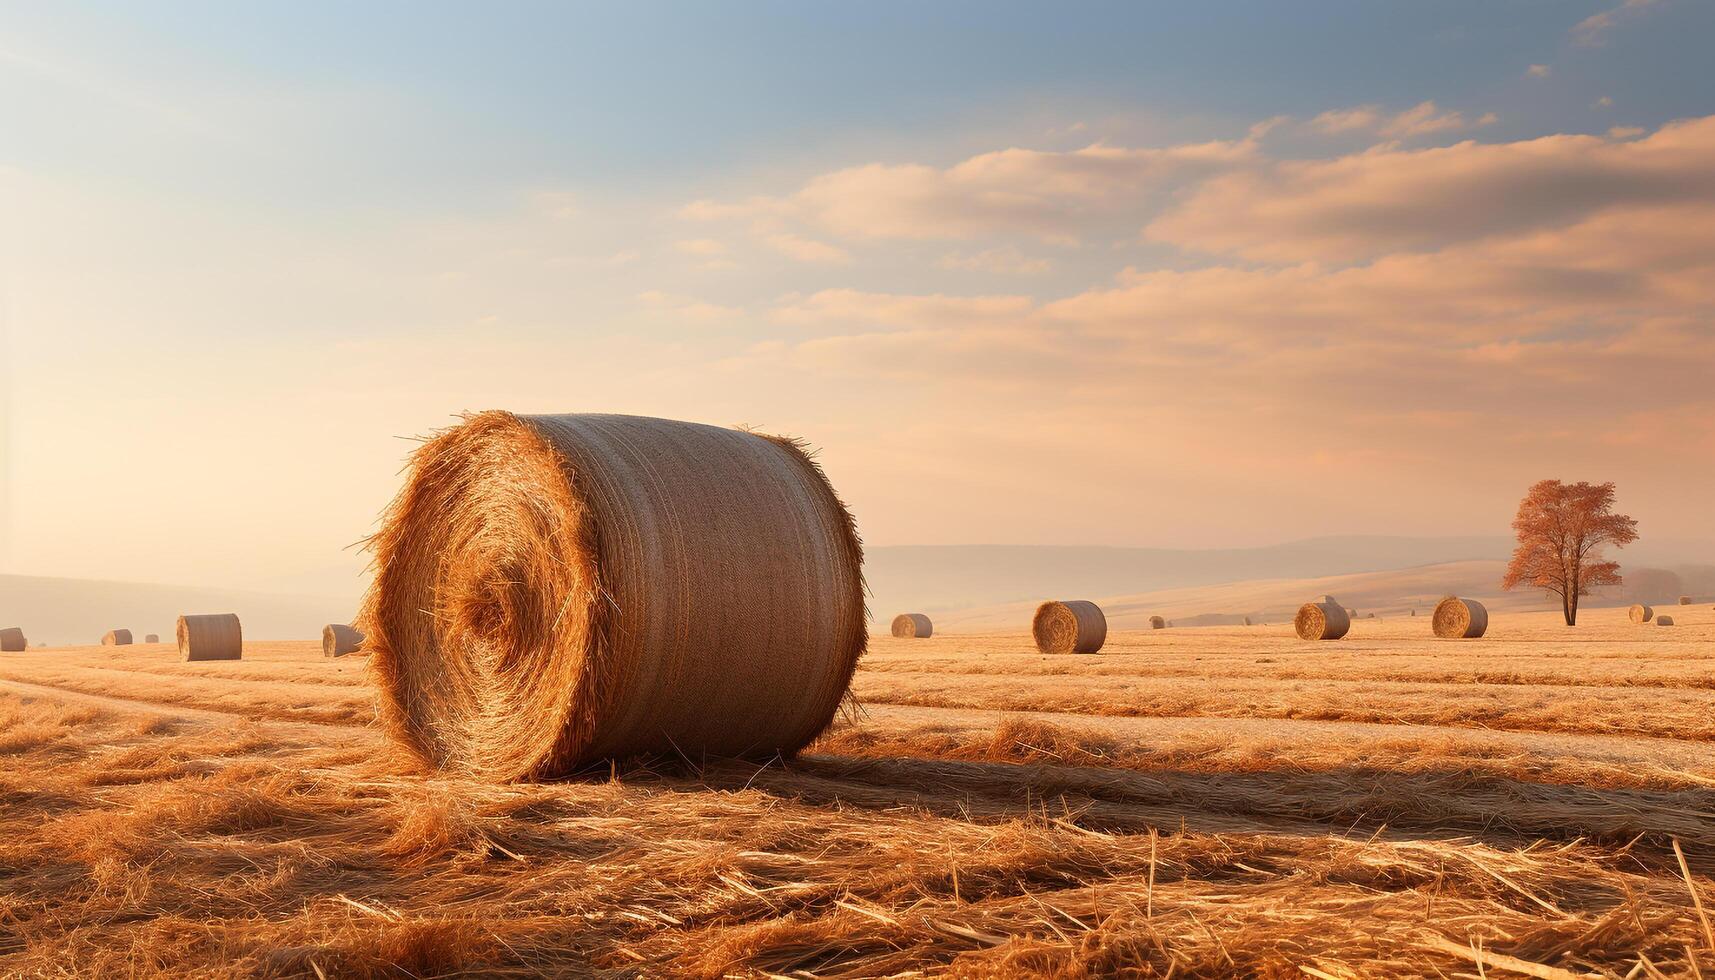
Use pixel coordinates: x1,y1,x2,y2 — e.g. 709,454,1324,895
763,233,851,264
1147,115,1715,262
1572,0,1660,46
1311,106,1381,134
1528,64,1552,78
938,247,1053,276
1593,96,1615,109
1378,101,1496,138
674,238,728,256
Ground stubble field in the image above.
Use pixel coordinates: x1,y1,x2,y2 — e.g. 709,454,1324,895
2,606,1713,977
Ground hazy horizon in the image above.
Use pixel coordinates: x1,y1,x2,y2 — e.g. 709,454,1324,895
3,1,1713,596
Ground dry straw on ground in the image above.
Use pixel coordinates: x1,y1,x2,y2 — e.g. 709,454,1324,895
323,624,366,658
1630,604,1654,624
177,614,242,662
1432,596,1489,639
0,628,25,652
890,614,932,639
1149,615,1166,629
101,629,132,646
1295,599,1351,640
143,633,160,644
1032,601,1107,654
361,411,866,781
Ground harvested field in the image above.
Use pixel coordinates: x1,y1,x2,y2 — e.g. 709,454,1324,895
2,606,1715,976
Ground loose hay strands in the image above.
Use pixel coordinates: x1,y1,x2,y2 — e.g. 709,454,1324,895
1631,604,1655,624
177,614,242,662
101,629,133,646
891,614,933,639
1032,601,1107,655
0,627,25,652
1432,596,1489,639
1295,600,1351,641
324,624,366,658
361,412,867,781
1149,616,1166,630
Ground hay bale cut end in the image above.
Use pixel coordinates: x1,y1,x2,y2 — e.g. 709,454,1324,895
1295,601,1350,641
1148,615,1166,630
362,412,866,781
324,623,366,657
101,629,132,646
1432,596,1489,639
1033,600,1107,655
1657,615,1677,626
178,614,242,662
1680,595,1692,605
0,628,25,652
143,633,160,644
890,614,932,639
1628,604,1654,624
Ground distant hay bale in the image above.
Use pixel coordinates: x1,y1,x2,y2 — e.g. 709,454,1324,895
1294,600,1350,641
101,629,133,646
177,614,242,661
1365,612,1377,619
0,628,25,652
1432,596,1489,639
1680,596,1692,605
1149,615,1166,630
144,633,160,644
1629,604,1654,624
362,411,866,781
1033,600,1107,655
1657,615,1676,626
323,623,366,657
1243,616,1252,626
890,614,932,639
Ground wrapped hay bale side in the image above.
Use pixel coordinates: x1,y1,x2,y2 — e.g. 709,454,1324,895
178,614,242,661
101,629,132,646
1295,600,1350,641
324,624,366,657
1033,600,1107,654
1432,596,1489,639
361,412,866,781
890,614,932,639
0,628,25,652
1148,615,1166,630
1629,604,1654,624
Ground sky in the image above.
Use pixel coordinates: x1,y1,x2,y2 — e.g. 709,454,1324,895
1,0,1712,598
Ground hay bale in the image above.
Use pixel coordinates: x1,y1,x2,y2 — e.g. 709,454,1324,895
1432,596,1489,639
144,633,160,644
1680,596,1692,605
1629,604,1654,624
1243,616,1252,626
101,629,132,646
1033,600,1107,654
1657,615,1676,626
1148,615,1166,630
324,623,366,657
177,614,242,661
0,628,25,652
361,411,866,780
1294,600,1350,641
890,614,932,639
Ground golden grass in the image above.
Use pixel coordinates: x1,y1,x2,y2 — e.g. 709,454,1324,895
1,606,1714,975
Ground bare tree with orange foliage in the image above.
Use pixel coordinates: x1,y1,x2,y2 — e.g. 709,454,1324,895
1501,480,1637,626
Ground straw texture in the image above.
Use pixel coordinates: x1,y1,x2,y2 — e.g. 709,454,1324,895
1657,615,1676,626
890,614,932,639
143,634,160,644
1629,604,1654,624
1148,615,1166,630
361,411,867,781
1294,601,1351,641
1431,596,1489,639
101,629,132,646
324,624,366,658
178,614,242,662
1032,600,1107,655
0,628,25,652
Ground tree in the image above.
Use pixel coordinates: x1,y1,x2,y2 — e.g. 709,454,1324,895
1501,480,1638,626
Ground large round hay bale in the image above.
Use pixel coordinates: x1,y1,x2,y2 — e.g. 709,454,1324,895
361,412,866,781
0,628,25,652
1657,615,1677,626
1628,604,1653,624
1148,615,1166,630
1679,596,1692,605
101,629,132,646
890,614,932,639
1432,596,1488,639
324,623,366,657
144,633,160,644
1294,600,1350,641
177,614,242,661
1032,600,1106,654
